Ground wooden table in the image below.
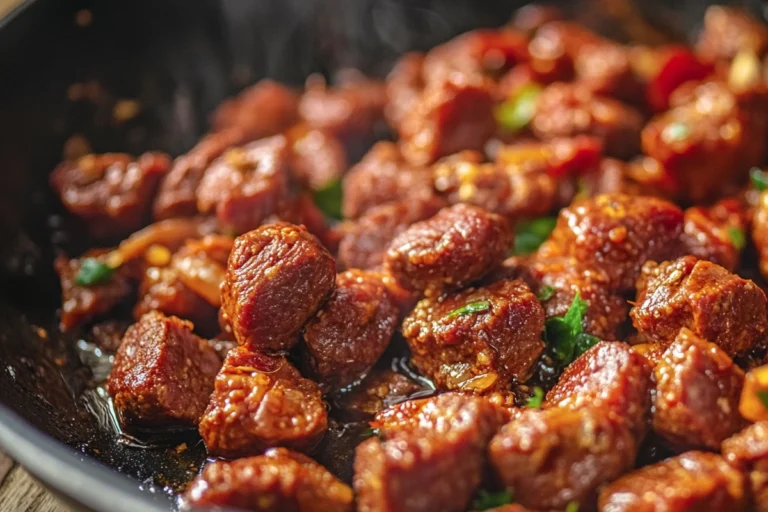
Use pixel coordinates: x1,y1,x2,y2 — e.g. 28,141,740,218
0,452,68,512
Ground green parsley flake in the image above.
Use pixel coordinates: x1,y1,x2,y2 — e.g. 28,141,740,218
313,179,343,220
514,217,557,255
472,489,514,510
728,226,746,251
75,258,116,286
495,84,542,133
757,390,768,410
526,386,544,409
537,285,555,302
751,168,768,191
445,300,491,319
361,427,380,439
544,293,600,365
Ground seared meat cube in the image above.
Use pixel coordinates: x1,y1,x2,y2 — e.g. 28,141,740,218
489,406,637,510
210,79,299,140
598,451,748,511
538,193,684,292
531,82,643,158
385,204,512,295
50,152,170,238
385,52,425,131
641,81,766,203
680,198,748,272
696,6,768,62
106,311,221,429
183,448,353,512
544,341,652,438
337,197,445,270
196,136,293,234
199,347,327,458
652,328,746,452
354,393,505,512
301,270,398,392
221,223,336,352
723,422,768,512
286,124,348,191
398,74,496,166
631,256,768,357
55,254,133,331
332,369,426,420
402,279,545,392
153,128,247,220
342,141,435,219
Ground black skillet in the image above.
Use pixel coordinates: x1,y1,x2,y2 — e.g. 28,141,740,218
0,0,762,510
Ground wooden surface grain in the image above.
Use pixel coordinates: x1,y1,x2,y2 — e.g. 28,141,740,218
0,452,69,512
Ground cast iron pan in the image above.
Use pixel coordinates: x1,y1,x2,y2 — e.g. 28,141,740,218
0,0,762,510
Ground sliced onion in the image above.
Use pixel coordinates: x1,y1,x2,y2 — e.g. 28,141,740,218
173,253,226,307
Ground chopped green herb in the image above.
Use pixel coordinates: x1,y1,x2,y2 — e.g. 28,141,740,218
757,390,768,410
445,300,491,319
728,226,746,251
663,122,689,142
544,293,599,365
526,386,544,409
751,167,768,191
361,427,380,439
565,502,580,512
75,258,116,286
495,84,542,133
313,179,343,220
514,217,557,255
472,489,514,511
537,285,555,302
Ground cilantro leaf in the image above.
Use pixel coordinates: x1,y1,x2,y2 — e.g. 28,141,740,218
445,300,491,319
472,489,514,511
514,217,557,255
361,427,380,439
751,167,768,191
526,387,544,409
75,258,116,286
537,285,555,302
495,84,541,133
728,226,746,251
313,179,343,220
544,293,599,365
757,390,768,411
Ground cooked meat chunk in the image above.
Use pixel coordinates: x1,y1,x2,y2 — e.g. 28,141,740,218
385,204,512,295
652,328,746,452
221,223,336,352
402,279,545,392
342,141,435,219
199,347,327,458
301,270,398,392
153,128,247,220
210,80,300,139
494,136,603,179
680,198,748,272
50,152,170,238
538,194,684,292
398,74,496,166
696,6,768,62
106,311,221,429
196,136,293,234
631,256,768,357
738,365,768,423
598,451,748,511
544,341,652,438
332,369,426,420
55,254,133,331
85,320,128,352
531,82,643,158
723,422,768,511
385,52,425,131
183,448,353,512
355,393,505,512
286,124,347,190
489,406,637,510
337,197,445,270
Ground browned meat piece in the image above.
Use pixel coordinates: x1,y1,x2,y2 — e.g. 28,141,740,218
342,141,435,219
355,393,505,512
598,451,748,511
680,198,749,272
55,254,133,331
398,74,496,166
211,80,300,140
85,320,128,352
652,328,746,452
696,6,768,62
50,152,170,238
299,72,387,140
196,136,293,234
489,406,637,510
494,136,603,179
270,193,340,253
524,257,628,340
544,341,652,438
337,197,445,270
723,422,768,512
641,81,767,203
183,448,353,512
332,369,426,420
301,270,398,392
531,82,643,158
385,204,512,295
753,190,768,279
631,256,768,357
199,347,327,458
385,52,425,131
221,223,336,352
153,128,247,220
106,311,221,429
538,194,684,292
286,124,348,191
402,279,545,392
